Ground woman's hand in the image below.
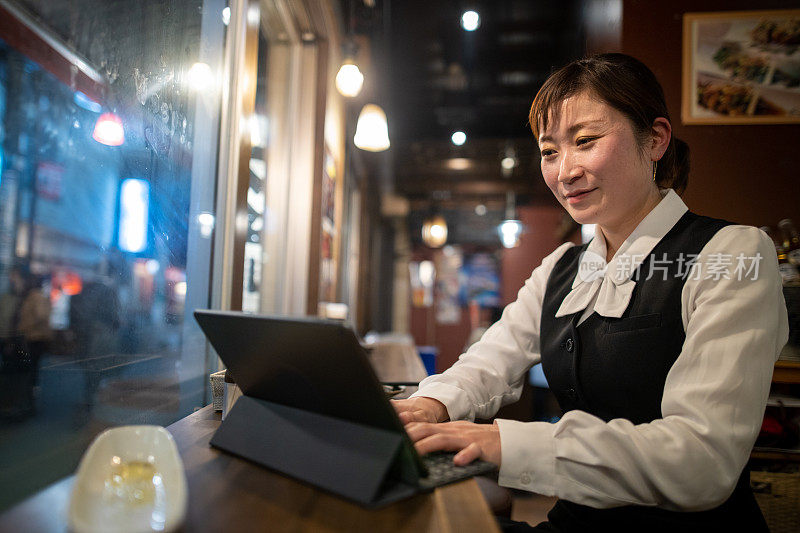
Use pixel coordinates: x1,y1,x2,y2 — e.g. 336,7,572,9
392,396,449,424
405,420,501,467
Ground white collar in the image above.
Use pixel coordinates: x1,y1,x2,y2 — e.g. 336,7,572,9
555,189,689,318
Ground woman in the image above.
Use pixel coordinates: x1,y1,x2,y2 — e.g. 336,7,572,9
393,54,788,531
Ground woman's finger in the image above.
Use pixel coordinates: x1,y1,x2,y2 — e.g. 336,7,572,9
454,442,482,465
399,409,437,425
397,410,414,424
413,432,468,456
391,399,413,413
405,420,465,440
404,421,439,442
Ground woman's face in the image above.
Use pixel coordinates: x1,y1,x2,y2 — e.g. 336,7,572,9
537,92,657,232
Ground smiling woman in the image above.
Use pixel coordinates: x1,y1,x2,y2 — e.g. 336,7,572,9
531,54,680,262
536,93,668,262
392,53,789,532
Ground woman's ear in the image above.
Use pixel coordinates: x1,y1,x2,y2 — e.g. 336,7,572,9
651,117,672,161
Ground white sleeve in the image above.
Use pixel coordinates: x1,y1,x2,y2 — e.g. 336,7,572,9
410,242,575,421
496,225,789,511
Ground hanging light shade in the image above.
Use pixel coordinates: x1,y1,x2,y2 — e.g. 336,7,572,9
354,104,390,152
498,191,525,248
92,112,125,146
498,219,524,248
422,215,448,248
335,62,364,97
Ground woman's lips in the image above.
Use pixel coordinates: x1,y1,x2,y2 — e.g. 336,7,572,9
565,188,596,204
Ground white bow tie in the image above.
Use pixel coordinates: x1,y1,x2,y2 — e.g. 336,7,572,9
554,189,687,319
555,272,636,318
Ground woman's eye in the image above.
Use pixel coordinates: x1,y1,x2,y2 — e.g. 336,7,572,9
576,137,596,146
541,149,556,157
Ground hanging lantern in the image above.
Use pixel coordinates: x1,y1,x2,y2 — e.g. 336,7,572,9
498,219,524,248
422,215,448,248
92,112,125,146
335,62,364,97
354,104,390,152
497,191,525,248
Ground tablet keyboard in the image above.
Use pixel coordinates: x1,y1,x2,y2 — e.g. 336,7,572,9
418,451,497,489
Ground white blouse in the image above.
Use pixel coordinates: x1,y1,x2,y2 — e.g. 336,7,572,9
411,189,789,512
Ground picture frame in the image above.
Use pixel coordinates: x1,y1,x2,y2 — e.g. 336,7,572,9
682,10,800,125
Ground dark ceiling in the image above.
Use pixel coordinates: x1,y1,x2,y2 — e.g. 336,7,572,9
388,0,584,142
365,0,588,244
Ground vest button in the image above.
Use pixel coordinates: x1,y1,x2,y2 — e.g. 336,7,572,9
565,338,574,352
566,388,577,401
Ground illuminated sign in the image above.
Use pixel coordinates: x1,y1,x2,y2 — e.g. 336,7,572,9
119,178,149,253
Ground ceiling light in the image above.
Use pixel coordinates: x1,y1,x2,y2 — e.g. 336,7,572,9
501,157,516,170
335,62,364,97
461,10,480,31
221,6,230,25
445,158,472,170
422,215,448,248
354,104,390,152
475,204,487,216
187,62,214,92
451,131,466,146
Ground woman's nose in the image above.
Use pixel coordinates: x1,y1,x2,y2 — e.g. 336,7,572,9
558,151,582,183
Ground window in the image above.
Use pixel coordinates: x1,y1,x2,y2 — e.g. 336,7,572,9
0,0,226,509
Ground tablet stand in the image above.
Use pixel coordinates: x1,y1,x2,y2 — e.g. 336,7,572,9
210,395,415,506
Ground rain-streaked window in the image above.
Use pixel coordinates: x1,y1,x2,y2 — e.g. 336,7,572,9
0,0,226,509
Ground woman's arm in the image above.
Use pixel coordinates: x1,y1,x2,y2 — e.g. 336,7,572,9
494,225,788,511
395,242,575,423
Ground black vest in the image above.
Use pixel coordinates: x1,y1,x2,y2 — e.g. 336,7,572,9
539,211,768,532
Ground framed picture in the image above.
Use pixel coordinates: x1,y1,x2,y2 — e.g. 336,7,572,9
682,10,800,124
319,143,339,303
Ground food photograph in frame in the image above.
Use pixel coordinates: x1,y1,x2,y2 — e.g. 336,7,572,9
682,10,800,124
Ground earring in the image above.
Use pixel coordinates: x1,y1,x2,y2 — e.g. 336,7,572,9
652,161,658,182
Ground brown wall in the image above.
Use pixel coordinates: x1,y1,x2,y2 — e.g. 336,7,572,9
408,247,476,373
621,0,800,228
408,204,570,373
501,205,573,306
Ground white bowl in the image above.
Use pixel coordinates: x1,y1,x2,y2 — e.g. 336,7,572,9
68,425,188,533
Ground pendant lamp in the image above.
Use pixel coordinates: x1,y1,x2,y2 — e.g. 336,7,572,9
498,191,524,248
354,104,390,152
422,214,448,248
336,61,364,97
